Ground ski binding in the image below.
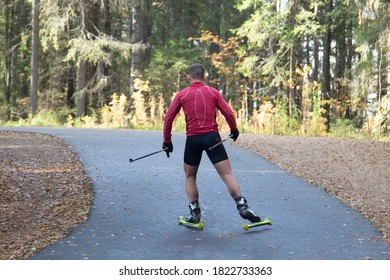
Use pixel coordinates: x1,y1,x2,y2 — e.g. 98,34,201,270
242,217,272,230
178,216,204,230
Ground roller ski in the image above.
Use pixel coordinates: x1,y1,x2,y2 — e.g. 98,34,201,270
235,196,271,231
178,200,204,230
178,216,204,230
242,217,272,230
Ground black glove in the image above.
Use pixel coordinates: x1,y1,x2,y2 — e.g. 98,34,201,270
230,129,239,141
162,142,173,158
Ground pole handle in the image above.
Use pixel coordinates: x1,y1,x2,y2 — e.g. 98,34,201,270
208,134,233,151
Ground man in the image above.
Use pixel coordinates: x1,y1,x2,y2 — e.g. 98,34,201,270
162,63,261,224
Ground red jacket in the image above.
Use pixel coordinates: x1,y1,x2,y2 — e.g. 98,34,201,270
163,82,237,143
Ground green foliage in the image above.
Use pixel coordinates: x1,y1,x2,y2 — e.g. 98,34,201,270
329,119,363,139
0,0,389,141
145,39,202,100
293,9,322,37
269,98,296,135
65,35,132,66
3,110,64,127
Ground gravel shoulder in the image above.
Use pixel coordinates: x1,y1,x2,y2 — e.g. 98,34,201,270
0,130,389,259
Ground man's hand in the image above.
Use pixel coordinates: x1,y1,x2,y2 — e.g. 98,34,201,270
230,129,239,141
162,142,173,158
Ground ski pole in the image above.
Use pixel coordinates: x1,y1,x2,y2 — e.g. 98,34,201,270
129,148,168,163
208,134,233,151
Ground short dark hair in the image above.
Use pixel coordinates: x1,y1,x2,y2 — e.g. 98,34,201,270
188,63,205,80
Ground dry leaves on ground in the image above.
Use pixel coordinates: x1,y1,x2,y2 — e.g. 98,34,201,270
0,131,94,259
235,134,390,243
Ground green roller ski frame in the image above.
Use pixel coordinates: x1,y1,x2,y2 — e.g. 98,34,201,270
242,217,272,230
178,216,204,230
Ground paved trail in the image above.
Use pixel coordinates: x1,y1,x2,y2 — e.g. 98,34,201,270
2,127,389,259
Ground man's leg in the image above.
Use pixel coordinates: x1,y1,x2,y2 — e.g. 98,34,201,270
214,159,261,223
183,135,204,223
183,163,201,223
213,159,242,198
183,163,199,202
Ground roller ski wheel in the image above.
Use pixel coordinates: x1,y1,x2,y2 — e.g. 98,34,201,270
242,217,272,231
178,216,204,230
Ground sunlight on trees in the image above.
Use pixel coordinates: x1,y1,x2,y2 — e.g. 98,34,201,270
0,0,388,139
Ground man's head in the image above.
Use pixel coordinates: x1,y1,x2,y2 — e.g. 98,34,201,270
188,63,205,81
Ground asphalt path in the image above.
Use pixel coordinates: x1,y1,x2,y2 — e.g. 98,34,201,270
1,127,389,259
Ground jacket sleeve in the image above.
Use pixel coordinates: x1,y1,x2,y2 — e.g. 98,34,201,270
163,94,182,143
216,91,237,131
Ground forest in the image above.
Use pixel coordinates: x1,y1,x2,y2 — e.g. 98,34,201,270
0,0,389,139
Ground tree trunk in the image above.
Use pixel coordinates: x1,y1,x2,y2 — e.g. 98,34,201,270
335,16,346,118
321,0,333,130
312,2,320,82
3,0,12,120
130,0,144,94
129,0,152,95
378,35,388,101
76,0,94,117
101,0,112,105
346,20,354,81
77,60,88,117
67,65,75,108
288,0,297,117
288,45,295,116
30,0,39,115
209,0,222,86
76,0,88,117
344,20,354,119
312,36,319,82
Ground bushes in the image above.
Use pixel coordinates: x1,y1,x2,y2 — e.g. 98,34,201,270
1,78,388,140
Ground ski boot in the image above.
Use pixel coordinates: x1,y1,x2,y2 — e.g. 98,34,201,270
235,196,272,230
178,200,204,230
235,196,261,223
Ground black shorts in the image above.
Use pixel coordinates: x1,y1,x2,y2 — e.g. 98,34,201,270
184,132,229,166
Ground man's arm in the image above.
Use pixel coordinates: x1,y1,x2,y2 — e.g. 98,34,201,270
163,94,182,143
216,93,237,132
